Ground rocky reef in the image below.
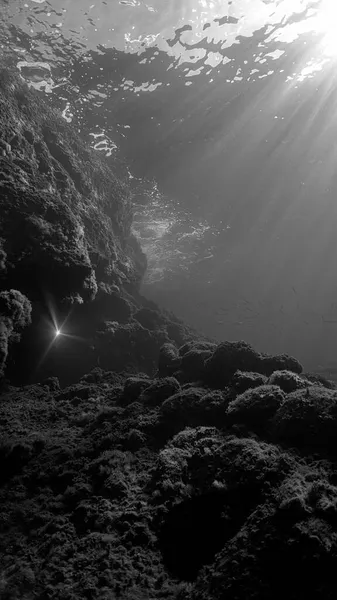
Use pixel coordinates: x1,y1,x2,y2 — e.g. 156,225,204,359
0,68,201,386
1,69,337,600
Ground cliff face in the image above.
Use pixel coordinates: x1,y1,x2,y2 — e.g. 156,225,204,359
0,69,199,385
0,68,144,301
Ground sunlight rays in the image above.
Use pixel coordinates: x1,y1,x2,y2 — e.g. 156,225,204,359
313,0,337,57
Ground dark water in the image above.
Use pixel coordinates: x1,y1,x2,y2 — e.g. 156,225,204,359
1,0,337,374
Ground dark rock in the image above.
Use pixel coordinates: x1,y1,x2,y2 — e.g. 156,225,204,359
0,289,32,377
140,376,181,406
267,370,307,393
159,387,213,436
226,384,285,431
158,342,181,377
94,285,134,323
302,372,336,390
122,376,152,405
41,376,60,391
179,341,217,356
271,386,337,453
204,341,263,388
180,347,212,380
124,429,147,451
260,353,303,376
204,341,303,389
232,370,268,393
134,307,162,330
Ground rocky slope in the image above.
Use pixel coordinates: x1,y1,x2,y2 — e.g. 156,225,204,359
1,68,337,600
0,68,201,386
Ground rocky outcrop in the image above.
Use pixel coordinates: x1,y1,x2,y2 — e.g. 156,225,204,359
0,69,201,384
0,289,32,377
0,352,336,599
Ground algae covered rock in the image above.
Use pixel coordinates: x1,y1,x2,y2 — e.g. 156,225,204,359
267,369,307,393
204,340,303,388
158,342,181,376
226,384,285,431
140,376,181,406
271,386,337,453
0,289,32,377
232,370,268,393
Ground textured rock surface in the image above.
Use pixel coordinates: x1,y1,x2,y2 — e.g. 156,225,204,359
0,69,201,385
1,363,337,600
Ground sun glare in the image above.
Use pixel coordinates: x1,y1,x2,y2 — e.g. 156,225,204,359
55,329,61,337
312,0,337,56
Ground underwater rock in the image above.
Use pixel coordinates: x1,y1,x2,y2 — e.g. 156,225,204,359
226,384,285,432
0,289,32,377
271,385,337,453
231,370,268,393
158,342,181,377
267,369,307,393
204,341,303,389
139,376,181,406
0,69,199,384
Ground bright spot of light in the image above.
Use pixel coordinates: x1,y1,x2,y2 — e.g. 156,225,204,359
311,0,337,57
55,329,61,337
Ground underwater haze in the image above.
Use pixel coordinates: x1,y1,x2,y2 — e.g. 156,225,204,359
2,0,337,375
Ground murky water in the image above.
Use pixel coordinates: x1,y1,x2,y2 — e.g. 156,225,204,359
2,0,337,373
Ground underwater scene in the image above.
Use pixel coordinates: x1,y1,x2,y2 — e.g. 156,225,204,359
2,0,337,374
2,2,337,599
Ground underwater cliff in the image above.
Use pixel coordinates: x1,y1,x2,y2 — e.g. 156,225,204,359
0,69,203,386
1,69,337,600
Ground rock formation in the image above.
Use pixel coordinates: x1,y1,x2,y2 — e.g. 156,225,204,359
1,69,337,600
0,68,201,386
